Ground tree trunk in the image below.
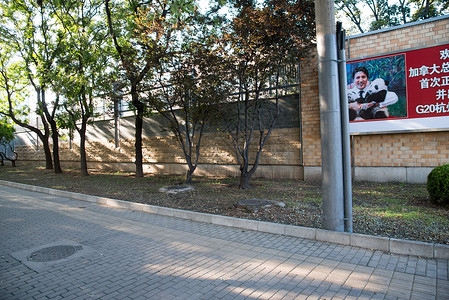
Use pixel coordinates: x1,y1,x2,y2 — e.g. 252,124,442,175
186,169,194,184
35,91,53,169
424,0,430,18
41,90,62,173
239,159,252,189
132,84,144,178
185,163,197,184
79,124,89,177
41,135,53,169
50,124,62,174
239,172,251,189
32,89,52,169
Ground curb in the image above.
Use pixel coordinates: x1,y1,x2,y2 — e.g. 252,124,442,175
2,179,448,260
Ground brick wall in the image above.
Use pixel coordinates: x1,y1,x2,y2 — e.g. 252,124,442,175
15,97,303,179
300,16,449,181
351,131,449,167
349,17,449,170
300,55,321,167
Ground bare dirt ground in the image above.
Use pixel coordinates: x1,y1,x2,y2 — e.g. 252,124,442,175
1,164,448,245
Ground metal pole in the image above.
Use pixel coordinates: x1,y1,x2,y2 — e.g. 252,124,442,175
337,22,353,233
315,0,345,231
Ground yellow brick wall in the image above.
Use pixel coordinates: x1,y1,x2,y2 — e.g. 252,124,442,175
352,132,449,167
300,55,322,167
349,17,449,168
16,127,301,169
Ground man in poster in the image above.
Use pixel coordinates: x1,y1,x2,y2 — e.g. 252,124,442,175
348,66,399,121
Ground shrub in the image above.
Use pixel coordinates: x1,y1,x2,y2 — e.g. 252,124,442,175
427,164,449,205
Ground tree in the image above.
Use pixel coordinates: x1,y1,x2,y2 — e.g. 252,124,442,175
0,44,29,167
222,0,315,188
335,0,365,33
52,0,108,176
410,0,449,20
105,0,196,177
0,0,57,170
28,0,66,173
336,0,448,34
6,0,66,173
366,0,410,30
148,34,231,184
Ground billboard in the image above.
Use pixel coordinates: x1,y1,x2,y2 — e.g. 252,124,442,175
347,44,449,134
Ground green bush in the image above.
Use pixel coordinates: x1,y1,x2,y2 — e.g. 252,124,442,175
427,164,449,205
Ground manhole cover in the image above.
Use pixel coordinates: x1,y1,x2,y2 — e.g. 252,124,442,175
27,245,83,262
11,240,95,272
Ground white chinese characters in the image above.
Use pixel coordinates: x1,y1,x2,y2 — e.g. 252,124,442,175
410,48,449,114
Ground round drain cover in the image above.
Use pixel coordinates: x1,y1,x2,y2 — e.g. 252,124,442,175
27,245,83,262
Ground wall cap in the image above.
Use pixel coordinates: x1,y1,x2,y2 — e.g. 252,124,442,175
348,14,449,40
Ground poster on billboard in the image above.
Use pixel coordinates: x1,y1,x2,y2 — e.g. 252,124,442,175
347,43,449,134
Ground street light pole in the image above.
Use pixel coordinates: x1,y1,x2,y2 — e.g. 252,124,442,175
315,0,345,231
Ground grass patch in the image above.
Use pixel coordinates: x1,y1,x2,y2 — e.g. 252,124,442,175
1,164,448,245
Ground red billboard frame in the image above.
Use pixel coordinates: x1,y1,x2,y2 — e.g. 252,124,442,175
406,44,449,119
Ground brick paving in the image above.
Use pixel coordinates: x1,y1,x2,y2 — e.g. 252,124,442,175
0,184,448,299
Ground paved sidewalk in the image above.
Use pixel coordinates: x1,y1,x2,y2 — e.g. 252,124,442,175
0,184,448,299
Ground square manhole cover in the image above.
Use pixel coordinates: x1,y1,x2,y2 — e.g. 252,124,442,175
11,239,95,272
